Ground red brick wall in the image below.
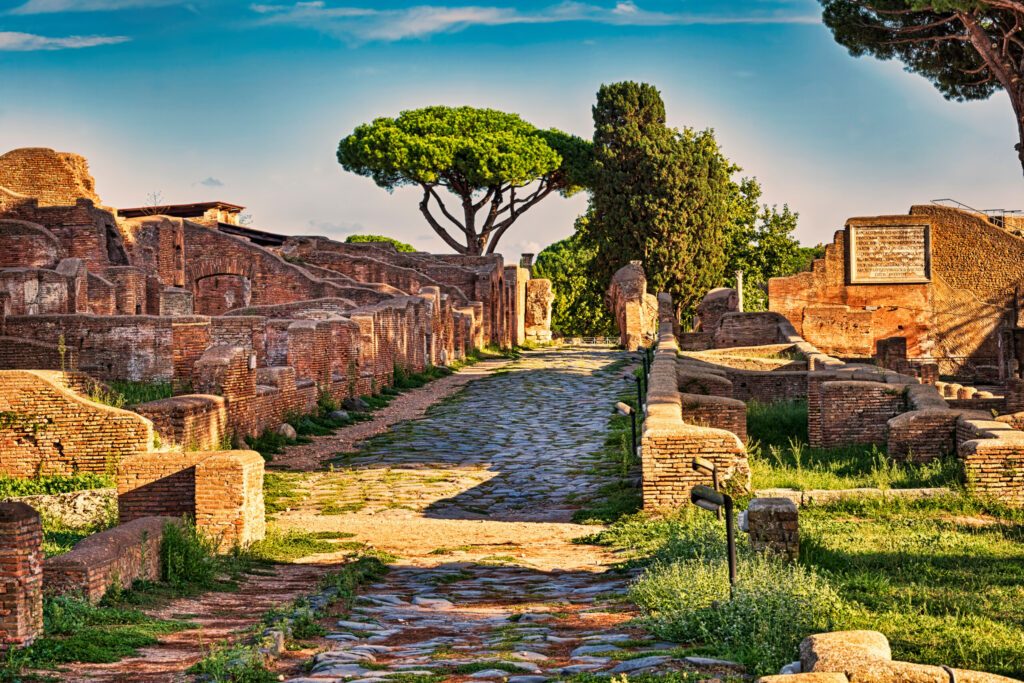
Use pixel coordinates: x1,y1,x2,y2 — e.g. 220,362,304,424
0,502,42,651
117,450,265,551
134,395,227,451
0,220,62,269
680,393,748,443
0,370,153,476
642,310,749,510
44,516,173,603
813,380,907,448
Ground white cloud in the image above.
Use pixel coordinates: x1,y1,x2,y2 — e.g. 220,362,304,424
0,31,129,50
9,0,183,14
249,1,820,43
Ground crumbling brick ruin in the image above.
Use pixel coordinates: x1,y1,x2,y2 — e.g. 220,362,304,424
607,261,658,351
0,146,554,569
769,204,1024,379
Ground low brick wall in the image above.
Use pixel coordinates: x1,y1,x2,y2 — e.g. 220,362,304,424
44,516,176,603
0,369,153,476
680,393,748,443
134,394,227,450
957,414,1024,507
0,502,42,651
727,370,809,404
642,296,749,510
810,379,907,448
677,367,734,397
117,450,265,550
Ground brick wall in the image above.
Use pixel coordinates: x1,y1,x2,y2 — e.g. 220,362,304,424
0,370,153,476
814,380,907,448
680,393,748,443
117,450,265,550
712,312,789,348
747,497,799,560
607,262,657,351
642,299,749,510
0,220,62,269
0,502,42,651
44,516,174,603
134,395,227,451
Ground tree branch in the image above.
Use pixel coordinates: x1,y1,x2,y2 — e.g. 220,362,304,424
419,186,469,254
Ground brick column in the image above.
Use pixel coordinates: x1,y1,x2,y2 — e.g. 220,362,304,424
0,503,43,650
747,497,799,560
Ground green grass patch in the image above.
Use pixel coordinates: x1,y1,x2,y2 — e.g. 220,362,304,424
571,392,642,524
245,529,350,563
746,401,962,491
0,473,113,498
263,472,308,515
104,380,176,407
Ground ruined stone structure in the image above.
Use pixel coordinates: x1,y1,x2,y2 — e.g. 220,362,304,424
746,497,799,560
0,146,554,569
769,205,1024,376
607,261,658,351
0,147,551,451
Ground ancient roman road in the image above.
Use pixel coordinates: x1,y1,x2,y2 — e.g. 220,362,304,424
273,347,736,682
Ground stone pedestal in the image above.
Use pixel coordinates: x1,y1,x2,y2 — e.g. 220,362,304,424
747,497,799,560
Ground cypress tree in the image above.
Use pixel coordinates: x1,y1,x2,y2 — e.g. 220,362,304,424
584,81,733,316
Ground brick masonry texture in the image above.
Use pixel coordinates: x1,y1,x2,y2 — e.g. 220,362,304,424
769,205,1024,371
641,295,750,510
44,516,176,603
0,503,42,651
608,262,658,351
117,450,265,550
0,369,153,476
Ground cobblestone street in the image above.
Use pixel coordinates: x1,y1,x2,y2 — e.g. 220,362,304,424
274,347,733,682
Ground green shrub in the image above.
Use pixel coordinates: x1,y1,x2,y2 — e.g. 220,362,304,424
105,380,175,406
160,518,219,589
631,554,848,675
187,642,277,682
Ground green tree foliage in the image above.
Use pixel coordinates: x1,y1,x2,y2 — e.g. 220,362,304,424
337,106,591,255
820,1,1024,174
345,234,417,252
723,178,806,311
582,82,734,317
532,213,615,337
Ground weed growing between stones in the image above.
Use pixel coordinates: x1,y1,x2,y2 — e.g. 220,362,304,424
244,529,356,563
571,386,642,525
189,556,389,682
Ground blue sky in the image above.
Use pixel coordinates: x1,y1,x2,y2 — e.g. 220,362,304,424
1,0,1021,259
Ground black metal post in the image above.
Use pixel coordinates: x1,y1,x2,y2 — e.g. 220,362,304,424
629,409,637,458
635,374,643,411
724,493,736,597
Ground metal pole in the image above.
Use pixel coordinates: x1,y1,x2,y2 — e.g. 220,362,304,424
635,375,643,412
724,494,736,597
629,410,637,460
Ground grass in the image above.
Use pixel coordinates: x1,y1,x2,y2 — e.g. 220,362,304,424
263,472,308,514
800,495,1024,678
746,400,962,491
0,473,113,498
100,380,176,407
589,452,1024,677
570,389,642,525
245,529,355,563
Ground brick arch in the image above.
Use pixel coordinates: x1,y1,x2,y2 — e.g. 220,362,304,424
185,256,258,287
